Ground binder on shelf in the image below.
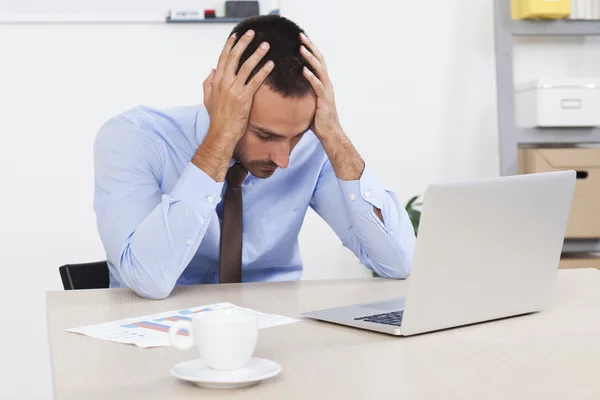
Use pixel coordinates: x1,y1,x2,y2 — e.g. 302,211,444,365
564,0,600,19
569,0,579,18
585,0,591,18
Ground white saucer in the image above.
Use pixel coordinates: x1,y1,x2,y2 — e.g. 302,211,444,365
171,357,282,389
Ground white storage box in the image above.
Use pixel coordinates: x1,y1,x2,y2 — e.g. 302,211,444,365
514,78,600,127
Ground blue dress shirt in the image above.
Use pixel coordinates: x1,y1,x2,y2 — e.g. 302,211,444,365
93,105,416,299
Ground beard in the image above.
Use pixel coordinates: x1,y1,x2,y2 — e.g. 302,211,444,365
244,160,278,179
234,144,279,179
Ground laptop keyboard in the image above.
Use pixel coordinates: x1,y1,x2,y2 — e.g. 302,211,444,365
354,310,404,326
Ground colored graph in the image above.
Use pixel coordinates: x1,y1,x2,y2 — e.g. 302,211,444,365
157,316,190,322
120,307,213,336
179,308,212,315
121,321,180,334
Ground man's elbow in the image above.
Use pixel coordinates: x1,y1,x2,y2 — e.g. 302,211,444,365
368,255,413,279
387,242,415,279
131,284,173,300
118,263,176,300
376,264,411,280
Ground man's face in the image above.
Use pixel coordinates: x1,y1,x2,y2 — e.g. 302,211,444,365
234,84,317,179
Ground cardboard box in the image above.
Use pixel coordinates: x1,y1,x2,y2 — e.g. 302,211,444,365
519,147,600,238
511,0,571,19
515,78,600,127
559,253,600,269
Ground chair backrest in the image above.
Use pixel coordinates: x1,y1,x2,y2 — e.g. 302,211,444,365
59,261,110,290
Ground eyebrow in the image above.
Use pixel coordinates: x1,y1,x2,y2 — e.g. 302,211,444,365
249,123,311,139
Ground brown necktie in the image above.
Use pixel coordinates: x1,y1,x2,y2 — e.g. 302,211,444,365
219,162,247,283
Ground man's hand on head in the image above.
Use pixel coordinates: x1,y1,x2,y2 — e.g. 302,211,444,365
299,33,367,183
193,30,274,182
203,30,274,142
299,33,343,140
299,33,383,222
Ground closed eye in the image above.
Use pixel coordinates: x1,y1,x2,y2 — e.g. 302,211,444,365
250,124,307,141
256,132,274,141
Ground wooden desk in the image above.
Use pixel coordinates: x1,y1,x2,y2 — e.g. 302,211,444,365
47,269,600,400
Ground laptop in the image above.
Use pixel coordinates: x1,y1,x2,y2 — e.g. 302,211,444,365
302,170,576,336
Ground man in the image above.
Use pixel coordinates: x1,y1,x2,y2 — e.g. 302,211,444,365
94,15,415,299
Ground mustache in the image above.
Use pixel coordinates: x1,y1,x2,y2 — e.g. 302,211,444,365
250,160,278,169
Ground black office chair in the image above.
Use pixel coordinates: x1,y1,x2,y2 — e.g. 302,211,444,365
59,261,110,290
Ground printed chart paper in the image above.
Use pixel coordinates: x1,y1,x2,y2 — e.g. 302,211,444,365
66,302,299,348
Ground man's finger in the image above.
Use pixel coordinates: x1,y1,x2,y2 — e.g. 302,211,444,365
214,33,237,83
223,30,256,82
235,41,270,87
300,45,329,84
246,60,275,94
300,32,326,66
302,66,327,98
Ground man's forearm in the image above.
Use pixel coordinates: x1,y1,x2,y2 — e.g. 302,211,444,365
318,127,365,181
319,128,385,222
192,128,238,182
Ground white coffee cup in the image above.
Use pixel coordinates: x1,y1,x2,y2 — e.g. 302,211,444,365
168,308,258,370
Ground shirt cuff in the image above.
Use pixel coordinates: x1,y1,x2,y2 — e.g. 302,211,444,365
337,166,384,205
337,166,395,228
169,162,224,213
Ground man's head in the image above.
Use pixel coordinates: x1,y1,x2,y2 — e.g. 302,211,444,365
229,15,317,178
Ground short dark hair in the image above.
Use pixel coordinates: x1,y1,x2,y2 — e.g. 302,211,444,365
230,15,315,98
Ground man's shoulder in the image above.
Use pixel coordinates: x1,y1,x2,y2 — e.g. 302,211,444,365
106,104,204,131
96,104,207,148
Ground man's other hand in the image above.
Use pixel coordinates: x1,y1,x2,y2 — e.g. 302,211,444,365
203,30,274,142
299,32,342,140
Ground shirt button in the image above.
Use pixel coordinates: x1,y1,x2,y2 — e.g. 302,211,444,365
207,196,214,204
389,231,395,236
364,191,371,198
349,194,357,201
186,238,192,245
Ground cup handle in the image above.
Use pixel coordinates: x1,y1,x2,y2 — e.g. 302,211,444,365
168,320,194,350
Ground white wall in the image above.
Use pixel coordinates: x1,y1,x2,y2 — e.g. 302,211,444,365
290,0,503,279
0,0,598,398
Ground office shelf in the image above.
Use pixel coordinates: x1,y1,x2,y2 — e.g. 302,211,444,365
494,1,600,254
518,127,600,144
166,17,246,23
494,1,600,175
512,19,600,36
165,10,279,24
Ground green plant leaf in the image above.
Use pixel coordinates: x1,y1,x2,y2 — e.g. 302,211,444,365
405,194,422,236
405,195,420,209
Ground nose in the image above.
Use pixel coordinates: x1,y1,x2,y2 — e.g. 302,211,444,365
270,142,291,169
